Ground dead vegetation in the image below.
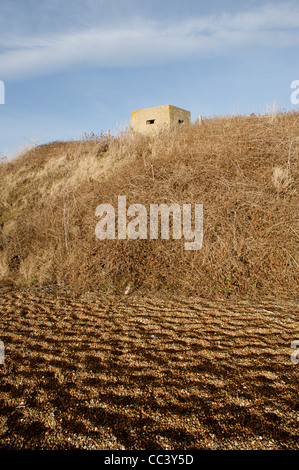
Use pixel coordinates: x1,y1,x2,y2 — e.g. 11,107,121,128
0,111,298,298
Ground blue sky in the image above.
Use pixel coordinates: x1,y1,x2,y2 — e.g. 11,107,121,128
0,0,298,157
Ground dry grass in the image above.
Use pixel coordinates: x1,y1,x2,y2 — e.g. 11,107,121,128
0,111,298,299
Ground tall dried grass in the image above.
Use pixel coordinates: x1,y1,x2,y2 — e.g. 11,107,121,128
0,111,298,299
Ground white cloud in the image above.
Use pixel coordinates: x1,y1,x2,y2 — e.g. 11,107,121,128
1,3,298,80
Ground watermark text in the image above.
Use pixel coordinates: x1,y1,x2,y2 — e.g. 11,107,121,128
0,340,4,364
291,340,299,365
95,196,203,250
0,80,5,104
290,80,299,105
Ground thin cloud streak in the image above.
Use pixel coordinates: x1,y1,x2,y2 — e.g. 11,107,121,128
1,4,298,80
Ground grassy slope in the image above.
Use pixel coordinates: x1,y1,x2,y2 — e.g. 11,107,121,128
0,112,298,298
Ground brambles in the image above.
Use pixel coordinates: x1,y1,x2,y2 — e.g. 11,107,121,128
0,111,298,299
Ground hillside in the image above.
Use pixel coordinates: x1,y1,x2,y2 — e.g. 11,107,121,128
0,112,298,299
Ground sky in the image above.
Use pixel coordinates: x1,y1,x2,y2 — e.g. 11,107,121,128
0,0,298,158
